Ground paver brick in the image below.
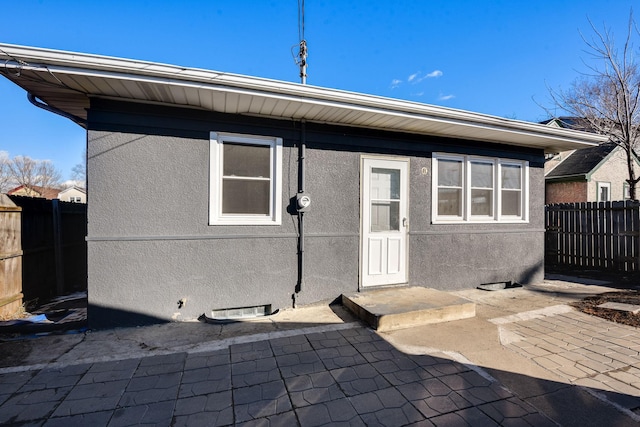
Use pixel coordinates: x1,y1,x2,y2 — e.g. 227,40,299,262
532,356,562,370
285,371,345,407
77,359,139,384
235,410,299,427
230,340,273,363
0,387,72,423
0,371,34,394
576,358,614,375
43,410,113,427
276,350,325,378
118,372,181,406
477,397,540,425
52,380,128,416
269,334,314,356
109,400,175,426
20,365,90,391
349,387,424,426
412,391,473,418
183,349,229,370
134,353,186,376
316,345,367,370
607,369,640,386
370,358,432,386
232,357,280,387
172,390,233,426
179,365,231,397
307,330,352,348
431,407,499,427
233,379,292,422
295,397,365,426
330,363,392,396
609,352,640,366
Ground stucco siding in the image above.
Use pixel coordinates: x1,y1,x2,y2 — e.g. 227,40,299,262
87,100,547,327
589,149,631,201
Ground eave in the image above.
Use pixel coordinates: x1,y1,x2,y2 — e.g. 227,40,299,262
0,43,607,153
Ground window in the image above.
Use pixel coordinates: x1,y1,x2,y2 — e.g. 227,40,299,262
470,160,494,217
210,132,282,225
432,153,529,223
597,182,611,202
436,157,463,217
624,183,631,200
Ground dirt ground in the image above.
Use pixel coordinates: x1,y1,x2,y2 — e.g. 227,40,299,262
571,290,640,327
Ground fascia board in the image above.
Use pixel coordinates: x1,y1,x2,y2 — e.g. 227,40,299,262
0,43,608,148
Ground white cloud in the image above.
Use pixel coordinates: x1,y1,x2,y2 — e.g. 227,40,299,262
426,70,443,78
390,79,402,89
407,72,419,83
438,94,455,101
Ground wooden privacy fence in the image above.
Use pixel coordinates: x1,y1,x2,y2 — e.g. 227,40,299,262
7,195,87,303
545,201,640,272
0,195,22,318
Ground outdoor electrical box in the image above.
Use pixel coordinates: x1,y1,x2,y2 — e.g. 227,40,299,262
296,193,311,212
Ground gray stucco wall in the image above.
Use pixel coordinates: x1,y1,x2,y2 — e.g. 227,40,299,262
86,100,546,328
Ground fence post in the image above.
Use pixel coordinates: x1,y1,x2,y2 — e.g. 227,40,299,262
52,199,64,295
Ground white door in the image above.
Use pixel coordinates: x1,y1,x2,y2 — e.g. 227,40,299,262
361,158,409,287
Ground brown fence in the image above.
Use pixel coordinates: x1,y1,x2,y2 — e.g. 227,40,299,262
545,201,640,272
0,195,22,317
7,195,87,304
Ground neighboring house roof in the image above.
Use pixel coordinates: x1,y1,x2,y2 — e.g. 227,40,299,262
58,186,86,196
7,184,63,199
0,43,607,153
545,142,618,180
540,116,599,133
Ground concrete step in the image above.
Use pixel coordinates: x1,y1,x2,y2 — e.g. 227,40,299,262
342,286,476,332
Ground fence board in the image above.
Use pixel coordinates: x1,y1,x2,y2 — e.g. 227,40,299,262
0,195,22,317
7,195,87,302
545,201,640,272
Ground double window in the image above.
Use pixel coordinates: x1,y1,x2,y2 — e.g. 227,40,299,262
433,153,528,223
209,132,282,225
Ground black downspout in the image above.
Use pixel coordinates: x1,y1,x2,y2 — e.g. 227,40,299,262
27,93,87,128
294,120,306,307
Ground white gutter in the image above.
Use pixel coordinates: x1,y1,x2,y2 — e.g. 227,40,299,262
0,43,607,147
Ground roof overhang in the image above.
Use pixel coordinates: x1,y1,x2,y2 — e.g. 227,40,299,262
0,43,607,153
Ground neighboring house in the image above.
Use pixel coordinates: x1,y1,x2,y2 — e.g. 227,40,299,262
0,44,605,328
545,143,633,203
7,184,62,200
58,186,86,203
542,117,639,204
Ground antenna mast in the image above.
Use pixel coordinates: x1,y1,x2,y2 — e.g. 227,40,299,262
298,0,307,84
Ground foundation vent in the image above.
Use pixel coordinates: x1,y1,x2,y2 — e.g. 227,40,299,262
211,304,273,320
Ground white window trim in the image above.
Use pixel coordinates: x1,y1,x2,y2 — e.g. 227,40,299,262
596,181,611,202
432,153,529,224
209,132,283,225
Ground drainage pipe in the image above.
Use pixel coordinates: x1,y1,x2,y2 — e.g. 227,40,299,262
27,93,87,128
295,120,307,307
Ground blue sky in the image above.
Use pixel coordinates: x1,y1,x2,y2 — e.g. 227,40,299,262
0,0,636,182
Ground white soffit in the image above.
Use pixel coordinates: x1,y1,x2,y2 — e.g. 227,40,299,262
0,43,606,152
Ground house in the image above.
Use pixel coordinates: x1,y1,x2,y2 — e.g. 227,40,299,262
58,186,86,203
0,44,606,328
7,184,62,200
545,142,634,203
542,117,639,204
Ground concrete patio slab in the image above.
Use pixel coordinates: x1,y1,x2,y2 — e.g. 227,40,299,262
342,286,476,331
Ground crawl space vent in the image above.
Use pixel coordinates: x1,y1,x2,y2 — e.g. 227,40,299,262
211,304,273,320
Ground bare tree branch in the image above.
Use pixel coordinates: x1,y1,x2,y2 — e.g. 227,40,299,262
1,155,62,196
547,10,640,199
